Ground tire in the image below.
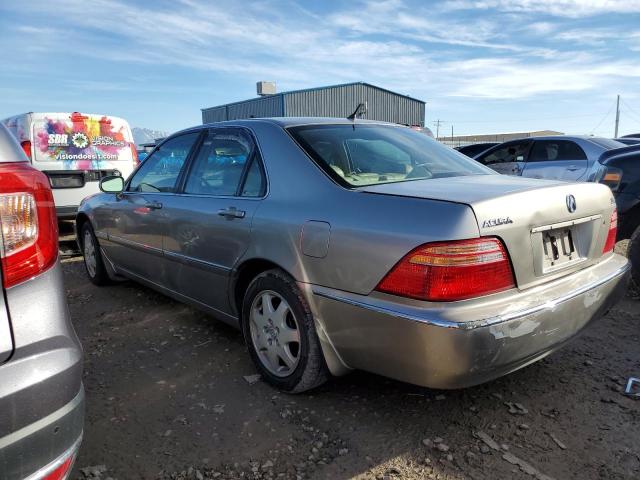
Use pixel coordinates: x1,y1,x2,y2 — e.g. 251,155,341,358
80,222,111,286
241,269,329,393
629,225,640,287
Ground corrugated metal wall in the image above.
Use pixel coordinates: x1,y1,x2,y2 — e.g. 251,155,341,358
201,106,227,123
284,84,424,126
201,83,425,126
202,95,283,123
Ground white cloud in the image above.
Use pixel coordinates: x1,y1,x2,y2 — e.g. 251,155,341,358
6,0,640,102
443,0,640,17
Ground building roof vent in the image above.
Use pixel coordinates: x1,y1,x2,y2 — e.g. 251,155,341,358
257,81,277,96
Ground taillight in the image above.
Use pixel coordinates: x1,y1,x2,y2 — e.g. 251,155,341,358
376,237,515,302
20,140,32,160
602,208,617,254
130,143,139,166
598,166,622,192
41,456,73,480
0,162,58,288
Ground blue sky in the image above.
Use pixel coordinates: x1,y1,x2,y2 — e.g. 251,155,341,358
1,0,640,137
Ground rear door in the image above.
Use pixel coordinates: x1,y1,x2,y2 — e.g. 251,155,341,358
161,127,266,313
476,140,531,176
103,131,201,282
521,140,589,181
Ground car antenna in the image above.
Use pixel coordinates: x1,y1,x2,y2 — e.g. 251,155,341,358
347,101,367,129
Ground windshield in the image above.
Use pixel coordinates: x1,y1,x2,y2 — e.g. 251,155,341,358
33,113,134,167
288,124,492,187
588,138,626,150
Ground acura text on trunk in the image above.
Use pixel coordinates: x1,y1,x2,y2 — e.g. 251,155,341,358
77,118,629,392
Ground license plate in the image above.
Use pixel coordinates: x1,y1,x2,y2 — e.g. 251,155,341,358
542,227,577,269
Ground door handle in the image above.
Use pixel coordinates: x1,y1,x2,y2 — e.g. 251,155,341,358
146,201,163,210
567,167,580,172
218,207,246,219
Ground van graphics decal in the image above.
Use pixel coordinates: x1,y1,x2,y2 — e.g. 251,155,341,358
35,112,132,169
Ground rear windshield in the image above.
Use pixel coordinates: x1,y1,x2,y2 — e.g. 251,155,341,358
33,113,133,164
288,124,491,187
588,138,626,150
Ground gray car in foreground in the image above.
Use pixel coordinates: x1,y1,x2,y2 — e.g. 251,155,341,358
77,118,629,392
0,124,84,479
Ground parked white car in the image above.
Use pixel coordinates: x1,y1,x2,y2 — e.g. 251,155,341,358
2,112,138,219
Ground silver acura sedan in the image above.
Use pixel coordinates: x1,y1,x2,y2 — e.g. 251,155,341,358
76,118,629,392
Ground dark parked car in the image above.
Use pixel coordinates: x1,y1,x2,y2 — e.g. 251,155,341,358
598,148,640,284
614,137,640,146
455,142,498,158
0,124,84,478
76,118,628,393
621,133,640,138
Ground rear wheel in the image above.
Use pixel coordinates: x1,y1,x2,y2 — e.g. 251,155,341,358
242,269,328,393
629,225,640,287
81,222,111,286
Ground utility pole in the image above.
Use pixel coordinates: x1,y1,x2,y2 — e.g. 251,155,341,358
451,125,454,145
433,119,443,139
615,94,620,138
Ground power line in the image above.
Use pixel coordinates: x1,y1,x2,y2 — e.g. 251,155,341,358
589,100,616,135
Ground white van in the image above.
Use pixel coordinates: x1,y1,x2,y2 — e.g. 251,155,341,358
2,112,138,218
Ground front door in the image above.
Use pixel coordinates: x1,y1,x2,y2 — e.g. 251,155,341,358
104,131,200,281
477,141,531,176
521,140,589,181
161,128,267,314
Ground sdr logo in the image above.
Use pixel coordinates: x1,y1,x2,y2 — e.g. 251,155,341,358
48,134,69,146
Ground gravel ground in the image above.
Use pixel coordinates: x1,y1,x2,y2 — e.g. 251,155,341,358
65,248,639,480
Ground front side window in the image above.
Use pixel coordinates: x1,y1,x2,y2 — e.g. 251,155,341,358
128,132,199,193
480,141,530,166
529,140,587,162
288,124,491,187
183,129,263,196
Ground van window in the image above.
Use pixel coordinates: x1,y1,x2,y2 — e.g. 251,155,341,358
32,113,134,167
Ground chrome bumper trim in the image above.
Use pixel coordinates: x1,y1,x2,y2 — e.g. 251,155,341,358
313,261,630,331
23,434,83,480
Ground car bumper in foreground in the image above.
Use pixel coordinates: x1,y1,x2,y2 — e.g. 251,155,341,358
0,388,84,480
309,254,630,389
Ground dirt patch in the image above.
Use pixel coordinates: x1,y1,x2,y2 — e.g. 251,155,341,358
64,257,639,480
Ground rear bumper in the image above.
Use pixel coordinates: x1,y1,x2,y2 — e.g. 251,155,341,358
310,254,630,389
0,263,84,479
56,206,78,219
0,389,84,480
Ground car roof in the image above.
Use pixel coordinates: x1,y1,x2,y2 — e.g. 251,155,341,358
201,117,399,129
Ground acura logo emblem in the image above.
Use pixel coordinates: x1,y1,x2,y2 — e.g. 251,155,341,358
566,194,577,213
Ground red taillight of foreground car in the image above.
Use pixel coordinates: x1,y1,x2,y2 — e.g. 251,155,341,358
376,237,516,302
0,162,58,288
602,208,617,254
41,456,73,480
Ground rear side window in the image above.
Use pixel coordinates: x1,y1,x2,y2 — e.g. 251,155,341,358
479,142,530,166
288,124,491,187
529,140,587,161
128,132,199,193
184,129,264,196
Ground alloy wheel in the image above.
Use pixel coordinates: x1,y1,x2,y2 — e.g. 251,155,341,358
249,290,301,377
83,230,97,278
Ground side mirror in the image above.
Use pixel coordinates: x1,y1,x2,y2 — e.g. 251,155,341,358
100,175,125,193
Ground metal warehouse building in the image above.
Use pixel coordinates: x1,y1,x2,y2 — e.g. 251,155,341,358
201,82,426,127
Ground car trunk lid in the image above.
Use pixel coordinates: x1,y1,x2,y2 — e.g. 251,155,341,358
360,175,616,290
